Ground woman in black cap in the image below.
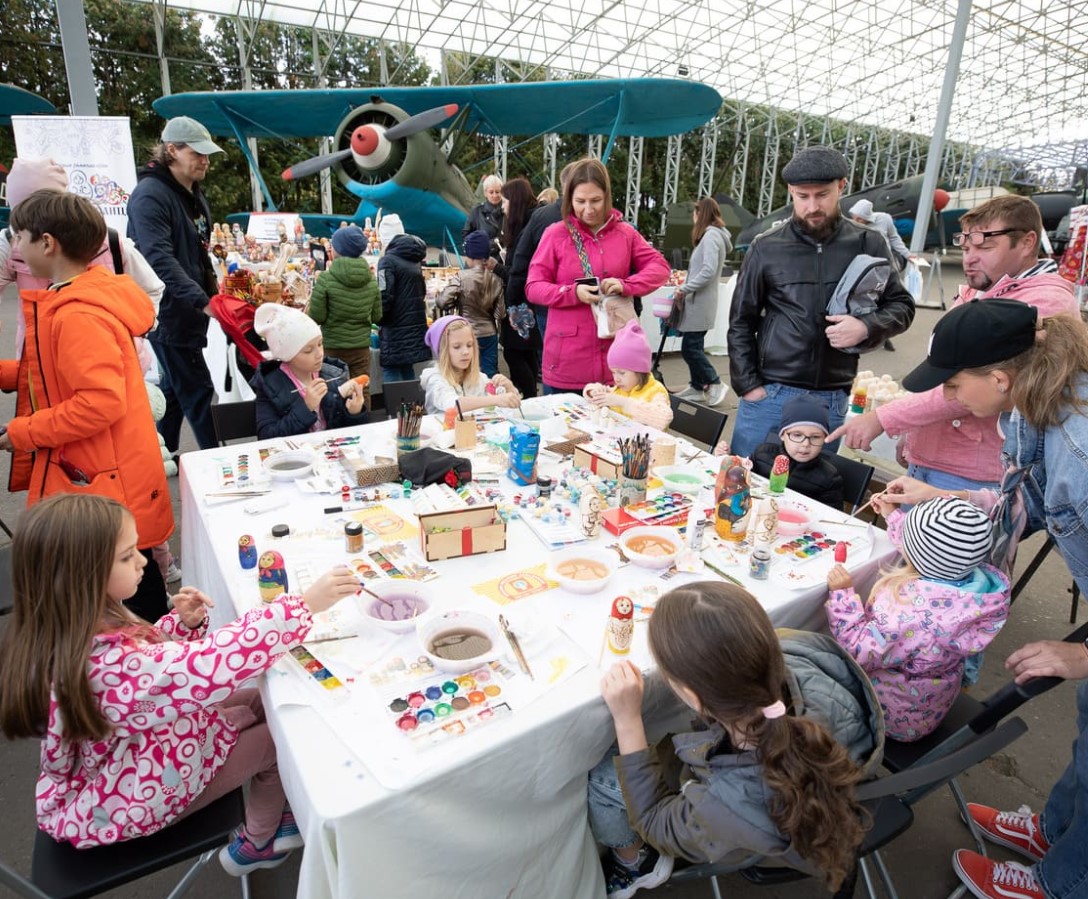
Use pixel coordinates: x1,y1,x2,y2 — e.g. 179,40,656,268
878,298,1088,899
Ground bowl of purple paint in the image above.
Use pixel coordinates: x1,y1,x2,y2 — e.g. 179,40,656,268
359,581,432,633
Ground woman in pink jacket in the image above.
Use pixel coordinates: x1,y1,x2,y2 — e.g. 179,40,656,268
526,157,669,393
0,493,358,876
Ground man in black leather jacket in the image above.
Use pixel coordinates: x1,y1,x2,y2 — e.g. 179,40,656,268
726,146,915,456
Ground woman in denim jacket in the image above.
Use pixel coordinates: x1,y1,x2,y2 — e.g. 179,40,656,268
878,299,1088,899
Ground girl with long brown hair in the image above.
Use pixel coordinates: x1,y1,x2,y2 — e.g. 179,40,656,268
588,581,882,898
0,493,358,876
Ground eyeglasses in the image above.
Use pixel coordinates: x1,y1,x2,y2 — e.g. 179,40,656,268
952,228,1023,248
783,431,826,447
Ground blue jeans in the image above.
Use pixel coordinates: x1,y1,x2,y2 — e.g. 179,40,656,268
150,340,218,451
680,331,720,390
1036,679,1088,897
534,306,548,340
587,750,640,849
731,383,849,458
906,463,1000,495
381,365,417,383
478,334,499,377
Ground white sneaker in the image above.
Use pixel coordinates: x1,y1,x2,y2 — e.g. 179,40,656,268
703,382,729,406
165,561,183,584
672,386,704,401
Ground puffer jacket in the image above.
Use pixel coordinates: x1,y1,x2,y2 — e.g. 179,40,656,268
250,357,369,440
614,629,883,870
0,266,173,548
307,256,381,349
728,217,915,396
127,162,217,349
377,234,430,368
752,440,844,510
526,210,670,390
876,265,1077,483
677,226,731,332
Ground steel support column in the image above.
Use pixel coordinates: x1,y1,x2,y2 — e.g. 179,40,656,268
626,136,643,225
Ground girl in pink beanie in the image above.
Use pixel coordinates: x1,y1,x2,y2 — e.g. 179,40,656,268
584,320,673,429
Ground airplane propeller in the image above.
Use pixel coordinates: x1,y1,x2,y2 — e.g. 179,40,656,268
282,103,458,182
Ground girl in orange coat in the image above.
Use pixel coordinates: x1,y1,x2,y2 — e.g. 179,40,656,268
0,190,173,622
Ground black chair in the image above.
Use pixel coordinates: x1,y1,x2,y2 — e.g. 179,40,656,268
376,379,425,420
825,452,876,515
210,400,258,447
1010,537,1082,623
667,718,1028,899
668,395,728,451
0,789,249,899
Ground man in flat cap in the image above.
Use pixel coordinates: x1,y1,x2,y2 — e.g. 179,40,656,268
128,116,225,453
725,146,915,456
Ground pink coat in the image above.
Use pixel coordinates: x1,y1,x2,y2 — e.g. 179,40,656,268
36,596,312,847
526,210,669,390
825,509,1010,741
876,272,1076,483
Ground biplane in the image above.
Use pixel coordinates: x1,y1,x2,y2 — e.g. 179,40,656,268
0,83,58,227
153,79,722,244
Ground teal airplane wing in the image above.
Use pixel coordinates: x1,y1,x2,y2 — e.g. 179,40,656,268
152,79,721,140
0,84,57,126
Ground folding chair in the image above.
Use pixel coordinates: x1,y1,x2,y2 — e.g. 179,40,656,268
1,789,249,899
375,379,425,420
668,395,728,451
825,452,876,515
667,718,1028,899
210,400,258,447
1010,536,1082,623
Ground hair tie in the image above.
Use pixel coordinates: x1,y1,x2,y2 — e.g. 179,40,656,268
761,700,787,720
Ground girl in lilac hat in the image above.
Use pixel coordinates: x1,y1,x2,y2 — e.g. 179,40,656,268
420,315,519,415
583,319,673,429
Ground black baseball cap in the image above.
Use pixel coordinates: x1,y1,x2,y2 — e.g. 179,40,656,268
902,299,1038,392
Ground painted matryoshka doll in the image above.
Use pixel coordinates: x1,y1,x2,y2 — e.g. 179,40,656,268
258,550,289,602
606,595,634,655
238,534,258,569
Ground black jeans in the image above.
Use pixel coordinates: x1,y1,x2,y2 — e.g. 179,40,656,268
151,341,218,451
680,331,720,389
123,549,170,623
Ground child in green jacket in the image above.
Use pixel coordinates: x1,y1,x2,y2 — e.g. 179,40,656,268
308,225,381,407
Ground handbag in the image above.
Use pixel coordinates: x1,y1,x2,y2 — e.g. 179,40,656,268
565,223,636,339
398,447,473,488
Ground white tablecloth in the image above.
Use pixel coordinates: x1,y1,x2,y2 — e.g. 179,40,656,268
179,401,893,899
639,278,734,357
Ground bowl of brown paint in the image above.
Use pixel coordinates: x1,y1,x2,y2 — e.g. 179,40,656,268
619,526,681,569
549,548,617,594
359,581,433,633
266,449,315,480
417,609,500,674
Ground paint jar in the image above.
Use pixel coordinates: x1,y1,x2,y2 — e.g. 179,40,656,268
536,476,553,499
345,521,364,554
749,548,771,580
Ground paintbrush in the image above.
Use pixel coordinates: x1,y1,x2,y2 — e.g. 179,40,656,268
291,374,346,395
498,614,533,679
703,557,745,587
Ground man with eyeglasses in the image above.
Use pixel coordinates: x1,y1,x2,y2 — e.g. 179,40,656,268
727,146,915,457
831,195,1078,493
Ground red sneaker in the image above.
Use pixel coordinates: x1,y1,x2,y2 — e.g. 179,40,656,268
953,851,1044,899
968,804,1049,862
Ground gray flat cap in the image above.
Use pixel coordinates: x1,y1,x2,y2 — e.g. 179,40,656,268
782,146,848,184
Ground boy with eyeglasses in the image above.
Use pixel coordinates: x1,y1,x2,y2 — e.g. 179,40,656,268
751,395,844,509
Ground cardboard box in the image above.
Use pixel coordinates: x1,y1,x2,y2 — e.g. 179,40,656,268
572,445,622,480
340,452,401,487
419,505,507,561
602,505,690,536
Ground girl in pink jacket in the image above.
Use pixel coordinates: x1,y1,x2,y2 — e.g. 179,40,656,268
0,493,358,875
825,495,1010,741
525,157,669,393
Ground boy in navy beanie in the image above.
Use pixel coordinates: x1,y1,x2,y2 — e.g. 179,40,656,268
751,395,844,509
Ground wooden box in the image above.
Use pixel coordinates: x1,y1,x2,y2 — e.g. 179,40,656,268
572,445,622,480
418,505,507,561
340,452,401,487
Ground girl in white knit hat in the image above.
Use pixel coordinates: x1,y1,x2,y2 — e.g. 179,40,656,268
824,495,1010,741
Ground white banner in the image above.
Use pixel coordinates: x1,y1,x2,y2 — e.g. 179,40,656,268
11,115,136,234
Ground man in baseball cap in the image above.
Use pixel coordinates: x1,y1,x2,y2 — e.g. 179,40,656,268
160,116,224,156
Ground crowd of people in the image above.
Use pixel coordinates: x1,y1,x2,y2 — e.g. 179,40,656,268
0,123,1086,899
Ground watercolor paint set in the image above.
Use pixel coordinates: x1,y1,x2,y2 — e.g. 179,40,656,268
287,645,349,696
771,528,874,589
624,492,694,524
380,660,517,747
212,450,269,491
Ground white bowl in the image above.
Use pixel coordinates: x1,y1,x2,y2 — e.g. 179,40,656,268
549,548,617,594
776,501,812,537
620,526,682,569
501,397,554,428
358,581,432,634
417,609,500,674
654,465,709,495
265,449,314,480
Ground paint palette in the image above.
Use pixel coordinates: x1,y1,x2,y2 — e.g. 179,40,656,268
213,451,269,490
774,532,847,560
624,492,694,523
368,654,437,689
771,529,874,590
287,645,348,695
381,661,517,746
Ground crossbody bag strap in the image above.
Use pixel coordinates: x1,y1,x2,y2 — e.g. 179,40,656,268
565,222,595,278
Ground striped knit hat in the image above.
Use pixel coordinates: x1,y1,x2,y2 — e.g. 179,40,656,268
901,496,993,581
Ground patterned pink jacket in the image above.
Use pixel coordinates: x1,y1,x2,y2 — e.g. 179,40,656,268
36,596,311,847
825,510,1010,741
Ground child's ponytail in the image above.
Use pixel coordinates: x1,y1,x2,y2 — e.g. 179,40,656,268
649,581,867,891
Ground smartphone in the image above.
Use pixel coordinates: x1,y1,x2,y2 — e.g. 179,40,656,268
574,276,599,291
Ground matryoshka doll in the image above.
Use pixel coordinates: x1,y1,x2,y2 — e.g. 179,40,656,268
714,455,752,542
606,595,634,655
580,488,603,539
238,534,258,569
258,550,289,602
